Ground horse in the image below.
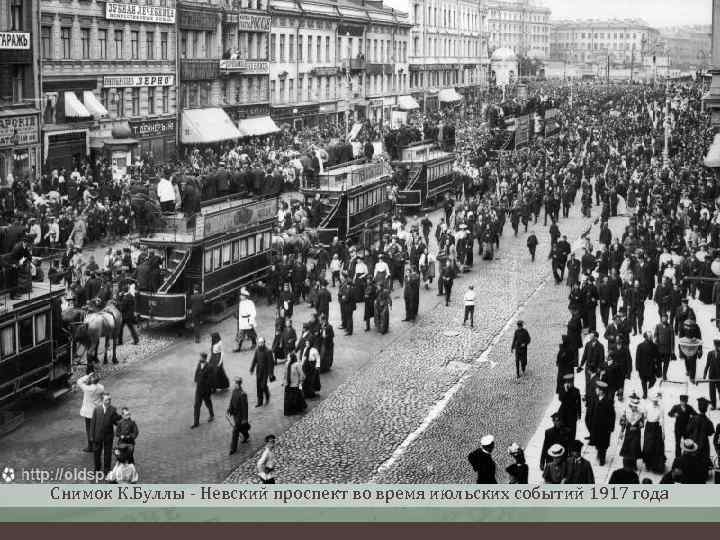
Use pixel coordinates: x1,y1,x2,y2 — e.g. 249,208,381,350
70,301,124,367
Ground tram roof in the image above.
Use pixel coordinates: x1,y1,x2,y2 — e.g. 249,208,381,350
307,160,392,193
0,282,66,317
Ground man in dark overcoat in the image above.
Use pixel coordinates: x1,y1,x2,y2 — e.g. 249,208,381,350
635,332,659,399
468,435,497,483
558,374,582,442
90,393,121,474
192,353,214,428
511,320,531,378
227,377,250,454
539,412,571,471
590,380,616,466
250,337,275,407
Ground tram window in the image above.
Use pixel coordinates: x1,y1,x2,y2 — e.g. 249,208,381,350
248,236,256,255
0,326,15,358
213,248,221,271
18,317,33,351
263,232,271,251
35,313,48,343
255,233,263,251
239,239,248,258
204,251,213,273
222,244,231,266
232,240,240,262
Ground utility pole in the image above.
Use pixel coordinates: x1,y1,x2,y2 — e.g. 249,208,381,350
663,78,671,168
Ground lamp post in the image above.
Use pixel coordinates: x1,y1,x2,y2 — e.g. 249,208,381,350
703,0,720,162
663,79,671,168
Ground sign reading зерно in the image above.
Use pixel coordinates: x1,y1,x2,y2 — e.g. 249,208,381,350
0,32,30,49
103,75,175,88
105,2,175,24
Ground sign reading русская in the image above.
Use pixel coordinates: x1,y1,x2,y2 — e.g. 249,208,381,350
105,2,175,24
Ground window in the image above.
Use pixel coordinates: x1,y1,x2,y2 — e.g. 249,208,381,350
131,31,139,59
162,87,169,113
148,87,155,115
180,31,188,58
192,31,199,57
205,31,212,58
98,29,107,59
0,326,15,358
146,31,154,59
317,37,321,62
279,79,285,102
61,27,71,59
213,247,221,270
231,240,240,262
35,314,48,344
298,36,303,61
289,35,295,62
279,34,285,62
263,232,271,251
131,88,140,115
18,318,33,351
115,30,124,58
10,0,23,30
255,233,264,252
325,77,330,98
41,26,51,58
288,79,294,102
204,251,213,273
81,28,90,59
101,88,110,110
270,34,276,61
222,244,231,266
161,32,168,59
200,82,210,106
239,239,248,258
117,88,125,116
307,35,312,62
325,36,330,62
298,74,304,102
247,236,256,255
270,80,276,102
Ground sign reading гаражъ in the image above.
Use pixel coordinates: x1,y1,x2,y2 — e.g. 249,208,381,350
105,2,175,24
0,32,30,49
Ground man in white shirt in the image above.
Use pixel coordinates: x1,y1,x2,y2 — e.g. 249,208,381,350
463,284,476,328
77,372,104,452
157,176,175,213
235,288,257,351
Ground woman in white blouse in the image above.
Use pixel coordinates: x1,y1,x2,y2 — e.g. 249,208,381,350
642,392,666,474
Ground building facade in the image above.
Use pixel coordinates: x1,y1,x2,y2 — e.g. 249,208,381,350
549,18,660,67
1,0,41,182
660,26,711,70
268,0,411,129
486,0,550,60
40,0,178,172
408,0,487,111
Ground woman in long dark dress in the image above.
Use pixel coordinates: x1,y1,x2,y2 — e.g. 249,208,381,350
209,332,229,392
642,393,667,474
301,341,321,399
318,314,334,373
619,395,645,469
363,280,377,332
283,353,306,416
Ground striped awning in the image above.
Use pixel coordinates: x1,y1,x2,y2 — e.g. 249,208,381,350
83,91,108,118
64,92,90,118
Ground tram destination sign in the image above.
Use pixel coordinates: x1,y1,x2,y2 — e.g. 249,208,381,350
203,198,276,236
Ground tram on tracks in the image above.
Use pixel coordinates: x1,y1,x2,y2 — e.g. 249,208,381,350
392,141,457,211
0,284,72,405
136,194,278,322
300,159,393,244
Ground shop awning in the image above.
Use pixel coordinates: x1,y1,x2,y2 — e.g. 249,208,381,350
64,92,90,118
237,116,280,137
181,108,241,144
83,91,108,118
438,88,464,103
397,95,420,111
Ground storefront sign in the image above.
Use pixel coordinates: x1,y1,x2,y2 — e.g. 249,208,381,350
13,150,29,161
336,24,364,37
369,99,383,108
271,104,318,117
0,32,30,50
237,14,271,32
219,60,269,74
103,75,175,88
178,8,218,30
231,104,270,119
203,198,277,236
312,66,338,76
396,190,421,207
0,114,38,147
106,2,175,24
129,118,176,139
318,103,337,114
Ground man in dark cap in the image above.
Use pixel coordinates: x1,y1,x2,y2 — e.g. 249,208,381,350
685,397,715,473
590,380,615,466
668,394,697,459
539,412,571,471
191,353,214,428
511,320,531,378
674,298,696,335
558,374,582,442
227,377,250,454
635,331,659,399
564,440,595,483
678,315,702,383
703,339,720,410
468,435,497,484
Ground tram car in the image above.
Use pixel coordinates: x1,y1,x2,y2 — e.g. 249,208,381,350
300,160,393,244
0,285,72,405
136,194,277,322
392,141,456,211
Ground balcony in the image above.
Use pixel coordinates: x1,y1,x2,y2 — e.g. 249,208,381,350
180,59,220,81
343,57,366,72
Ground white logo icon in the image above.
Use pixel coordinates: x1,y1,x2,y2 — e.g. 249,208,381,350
1,467,14,483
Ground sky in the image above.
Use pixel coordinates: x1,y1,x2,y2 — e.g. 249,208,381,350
382,0,713,28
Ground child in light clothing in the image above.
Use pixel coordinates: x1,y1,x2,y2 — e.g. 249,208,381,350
463,284,476,328
329,254,342,287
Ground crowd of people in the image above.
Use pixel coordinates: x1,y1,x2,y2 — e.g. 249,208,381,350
470,78,720,485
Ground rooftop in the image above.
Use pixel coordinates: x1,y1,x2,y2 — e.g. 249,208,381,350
0,281,66,317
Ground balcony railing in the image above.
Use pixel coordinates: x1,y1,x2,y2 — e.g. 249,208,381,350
344,57,367,71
